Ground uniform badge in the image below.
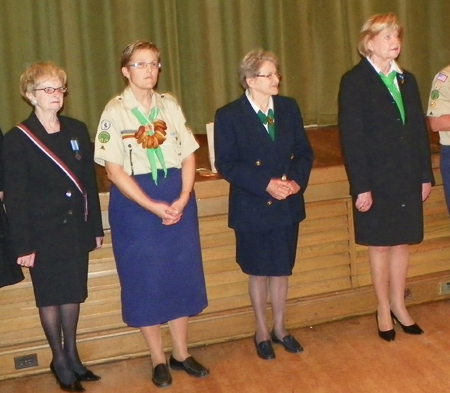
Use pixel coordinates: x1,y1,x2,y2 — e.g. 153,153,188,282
98,131,110,143
430,90,440,100
101,120,111,130
437,73,448,82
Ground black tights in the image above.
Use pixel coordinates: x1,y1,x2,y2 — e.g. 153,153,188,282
39,303,86,384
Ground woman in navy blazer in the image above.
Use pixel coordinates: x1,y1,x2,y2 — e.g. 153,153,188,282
214,50,313,360
338,14,434,342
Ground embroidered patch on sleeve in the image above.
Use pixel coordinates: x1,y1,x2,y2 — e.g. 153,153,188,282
98,131,111,143
437,73,448,82
101,120,111,130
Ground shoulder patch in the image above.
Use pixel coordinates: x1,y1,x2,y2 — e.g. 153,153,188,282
437,73,448,82
430,90,440,100
101,119,111,130
98,131,111,143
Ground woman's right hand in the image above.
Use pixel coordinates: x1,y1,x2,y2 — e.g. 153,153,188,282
355,191,373,212
17,252,36,268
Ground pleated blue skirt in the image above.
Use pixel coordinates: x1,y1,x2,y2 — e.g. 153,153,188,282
109,169,207,327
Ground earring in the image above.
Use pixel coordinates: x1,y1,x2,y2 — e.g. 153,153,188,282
31,100,37,105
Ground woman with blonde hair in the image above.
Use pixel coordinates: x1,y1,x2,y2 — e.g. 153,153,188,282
338,13,434,341
4,62,104,391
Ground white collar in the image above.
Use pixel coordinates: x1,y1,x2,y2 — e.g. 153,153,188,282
366,57,403,75
245,90,274,114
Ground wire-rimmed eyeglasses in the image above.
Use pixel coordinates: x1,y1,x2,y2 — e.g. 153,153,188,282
127,61,161,70
254,72,282,80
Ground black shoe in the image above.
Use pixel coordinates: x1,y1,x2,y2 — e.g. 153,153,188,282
50,363,86,392
391,311,424,335
169,355,209,378
152,363,172,388
375,312,395,342
270,330,304,353
253,335,276,360
74,368,101,382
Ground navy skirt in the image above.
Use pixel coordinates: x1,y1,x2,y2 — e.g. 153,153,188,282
235,223,299,276
109,169,208,327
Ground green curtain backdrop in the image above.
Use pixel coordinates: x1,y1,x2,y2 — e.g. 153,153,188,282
0,0,449,137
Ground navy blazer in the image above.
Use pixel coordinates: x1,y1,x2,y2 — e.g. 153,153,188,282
338,58,434,197
214,94,313,232
3,113,104,259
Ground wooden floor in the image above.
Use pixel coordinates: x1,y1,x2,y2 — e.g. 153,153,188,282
2,300,450,393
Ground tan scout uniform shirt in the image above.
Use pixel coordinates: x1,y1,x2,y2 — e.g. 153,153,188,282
94,87,199,175
427,65,450,145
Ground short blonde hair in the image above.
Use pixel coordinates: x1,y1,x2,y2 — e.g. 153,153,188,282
120,40,160,85
238,49,279,89
358,13,403,57
19,62,67,102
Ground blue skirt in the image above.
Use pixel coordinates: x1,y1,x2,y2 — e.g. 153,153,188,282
235,223,299,276
109,169,208,327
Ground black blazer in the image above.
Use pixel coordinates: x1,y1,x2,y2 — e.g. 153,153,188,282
338,58,434,197
3,113,104,260
214,94,313,232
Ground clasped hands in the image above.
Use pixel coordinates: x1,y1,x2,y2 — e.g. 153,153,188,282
154,192,190,225
266,177,300,200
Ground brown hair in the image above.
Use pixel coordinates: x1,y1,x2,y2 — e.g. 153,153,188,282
238,49,279,89
19,62,67,102
358,13,403,57
120,40,160,84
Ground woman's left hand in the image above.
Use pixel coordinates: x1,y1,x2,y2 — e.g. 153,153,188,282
285,180,301,195
163,192,190,225
95,237,104,249
422,182,432,201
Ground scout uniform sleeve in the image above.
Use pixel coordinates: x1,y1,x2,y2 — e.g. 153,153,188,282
94,104,126,167
427,69,450,117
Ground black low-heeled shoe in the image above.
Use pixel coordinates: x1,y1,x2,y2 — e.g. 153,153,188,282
169,355,209,378
375,312,395,342
390,311,424,335
253,335,276,360
50,363,86,392
270,330,304,353
74,368,101,382
152,363,172,388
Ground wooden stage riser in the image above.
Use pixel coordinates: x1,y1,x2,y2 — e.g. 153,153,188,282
1,272,449,380
0,167,449,380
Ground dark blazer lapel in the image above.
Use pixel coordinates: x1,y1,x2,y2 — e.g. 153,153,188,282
239,94,276,144
22,112,52,141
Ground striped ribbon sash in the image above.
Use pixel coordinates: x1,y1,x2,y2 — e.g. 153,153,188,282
16,123,88,221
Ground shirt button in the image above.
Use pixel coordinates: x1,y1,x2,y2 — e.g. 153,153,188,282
266,200,273,205
255,160,262,166
281,174,287,181
68,210,73,215
63,219,68,224
66,191,72,197
401,204,405,207
290,154,295,160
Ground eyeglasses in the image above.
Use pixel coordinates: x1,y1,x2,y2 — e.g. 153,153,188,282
127,61,161,70
33,86,68,94
255,72,282,80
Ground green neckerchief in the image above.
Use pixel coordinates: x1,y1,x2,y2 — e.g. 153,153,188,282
131,107,167,184
257,108,276,141
378,71,405,124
